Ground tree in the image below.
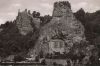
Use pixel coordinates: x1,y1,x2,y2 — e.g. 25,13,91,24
74,8,86,25
35,56,39,62
40,15,52,26
41,59,46,65
36,12,40,17
39,50,43,58
32,11,40,18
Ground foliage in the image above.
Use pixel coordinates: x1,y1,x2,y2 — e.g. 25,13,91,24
40,15,52,26
0,11,52,58
0,21,39,57
34,56,39,62
41,59,46,65
13,55,26,62
75,9,100,42
74,8,86,26
32,11,40,18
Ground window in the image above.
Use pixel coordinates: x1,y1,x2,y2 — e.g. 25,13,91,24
59,42,63,48
54,42,58,48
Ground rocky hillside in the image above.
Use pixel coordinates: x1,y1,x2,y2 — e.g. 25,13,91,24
28,2,99,65
29,1,86,56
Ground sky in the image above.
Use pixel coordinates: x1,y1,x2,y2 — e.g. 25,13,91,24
0,0,100,24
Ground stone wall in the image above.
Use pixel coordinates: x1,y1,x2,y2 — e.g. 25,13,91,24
53,1,71,17
16,9,40,35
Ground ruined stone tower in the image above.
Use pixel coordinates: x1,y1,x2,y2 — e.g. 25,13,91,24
16,9,40,35
29,1,86,56
53,1,71,17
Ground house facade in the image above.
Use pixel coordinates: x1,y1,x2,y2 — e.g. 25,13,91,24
49,39,65,54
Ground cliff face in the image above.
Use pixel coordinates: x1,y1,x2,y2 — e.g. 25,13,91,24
29,1,86,56
15,9,40,35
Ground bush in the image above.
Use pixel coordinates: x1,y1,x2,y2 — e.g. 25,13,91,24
41,59,46,65
13,55,26,62
35,56,39,62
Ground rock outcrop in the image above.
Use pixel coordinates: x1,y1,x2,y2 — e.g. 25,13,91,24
29,1,86,56
15,9,40,35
